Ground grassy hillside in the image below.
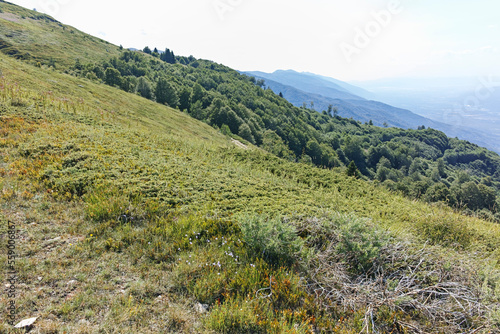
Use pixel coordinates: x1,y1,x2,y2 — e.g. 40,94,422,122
3,0,498,222
0,0,121,68
69,47,500,222
1,3,500,333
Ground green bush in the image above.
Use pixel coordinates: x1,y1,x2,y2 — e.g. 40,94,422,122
336,215,387,274
220,124,231,136
238,214,305,266
297,213,388,275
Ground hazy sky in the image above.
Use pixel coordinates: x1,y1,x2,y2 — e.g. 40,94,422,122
7,0,500,81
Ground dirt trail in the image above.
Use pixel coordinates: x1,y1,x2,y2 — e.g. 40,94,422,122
231,138,248,150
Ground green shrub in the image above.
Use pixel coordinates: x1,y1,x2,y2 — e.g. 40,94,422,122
238,214,305,266
220,124,231,136
336,215,387,274
296,213,387,275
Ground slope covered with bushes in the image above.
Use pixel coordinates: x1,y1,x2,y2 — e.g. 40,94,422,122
68,48,500,221
2,0,499,219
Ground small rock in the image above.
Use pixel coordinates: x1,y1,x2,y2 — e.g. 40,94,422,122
14,317,38,328
43,237,62,248
194,303,209,314
38,277,42,281
47,237,62,243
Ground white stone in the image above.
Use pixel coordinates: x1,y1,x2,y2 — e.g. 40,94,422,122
14,317,38,328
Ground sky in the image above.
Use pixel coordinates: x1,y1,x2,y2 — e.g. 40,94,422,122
7,0,500,81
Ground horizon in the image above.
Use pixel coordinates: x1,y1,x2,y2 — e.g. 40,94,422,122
6,0,500,82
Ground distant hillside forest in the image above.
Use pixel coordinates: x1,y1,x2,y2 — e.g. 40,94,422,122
67,47,500,222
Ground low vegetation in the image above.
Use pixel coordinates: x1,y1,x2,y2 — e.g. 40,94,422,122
65,47,500,222
0,3,500,333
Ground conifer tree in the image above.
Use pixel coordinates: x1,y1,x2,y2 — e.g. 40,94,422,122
347,161,361,178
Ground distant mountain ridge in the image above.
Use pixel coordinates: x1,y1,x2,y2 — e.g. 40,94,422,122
243,70,447,128
301,71,376,100
244,70,500,153
246,70,366,101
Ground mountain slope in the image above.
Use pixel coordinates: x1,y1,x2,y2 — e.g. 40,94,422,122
250,75,440,128
302,71,375,99
0,0,121,68
1,3,500,333
246,69,366,101
17,5,499,219
249,70,500,153
353,77,500,154
2,50,500,333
